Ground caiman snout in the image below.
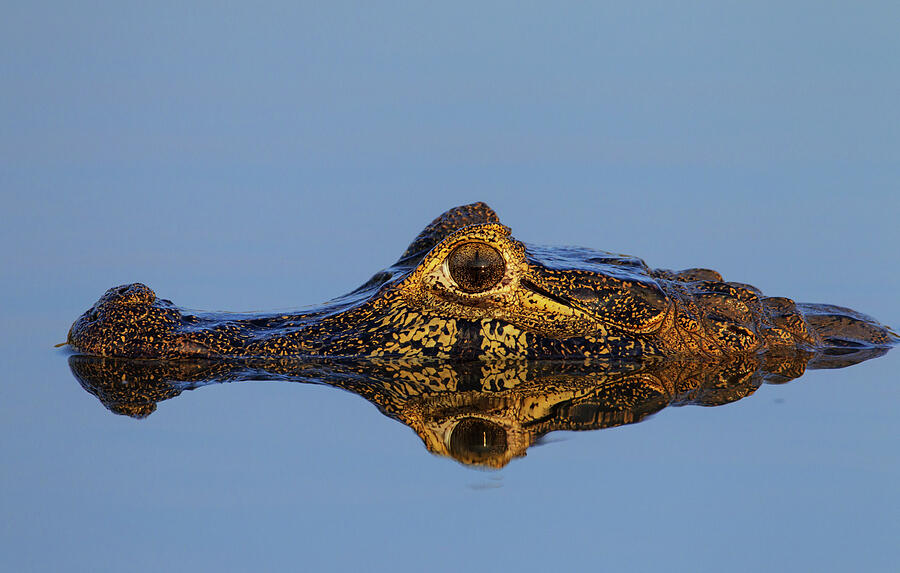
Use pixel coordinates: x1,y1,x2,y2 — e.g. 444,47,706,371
68,283,181,358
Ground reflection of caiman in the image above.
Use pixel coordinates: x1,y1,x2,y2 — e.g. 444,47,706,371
67,202,897,360
69,348,887,468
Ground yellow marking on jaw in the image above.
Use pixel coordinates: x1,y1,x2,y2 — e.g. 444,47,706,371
370,314,459,358
479,320,527,359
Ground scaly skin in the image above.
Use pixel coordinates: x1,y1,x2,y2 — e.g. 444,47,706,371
67,202,898,360
69,348,886,467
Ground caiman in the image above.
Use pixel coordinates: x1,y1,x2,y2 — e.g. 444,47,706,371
66,202,898,361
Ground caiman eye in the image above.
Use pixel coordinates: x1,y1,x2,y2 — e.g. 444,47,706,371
447,242,505,293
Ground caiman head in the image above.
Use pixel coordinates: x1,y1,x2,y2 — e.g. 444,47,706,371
67,202,897,360
67,202,671,360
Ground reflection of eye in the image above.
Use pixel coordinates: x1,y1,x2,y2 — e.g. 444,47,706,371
448,243,505,293
449,417,508,463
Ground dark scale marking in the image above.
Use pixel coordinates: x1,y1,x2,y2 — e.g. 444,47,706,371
452,320,483,361
67,203,898,360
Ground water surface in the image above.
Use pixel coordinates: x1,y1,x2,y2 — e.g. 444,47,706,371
3,3,899,572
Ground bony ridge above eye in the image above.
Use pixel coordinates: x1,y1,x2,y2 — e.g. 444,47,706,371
447,242,505,293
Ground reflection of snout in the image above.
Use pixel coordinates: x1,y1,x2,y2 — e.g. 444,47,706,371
68,354,184,418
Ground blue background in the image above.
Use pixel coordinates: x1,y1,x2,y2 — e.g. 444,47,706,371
2,3,898,572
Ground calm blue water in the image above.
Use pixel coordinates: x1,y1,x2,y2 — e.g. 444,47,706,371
3,3,899,572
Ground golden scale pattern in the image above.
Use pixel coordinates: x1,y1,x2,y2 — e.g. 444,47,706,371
67,202,897,361
69,347,883,468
